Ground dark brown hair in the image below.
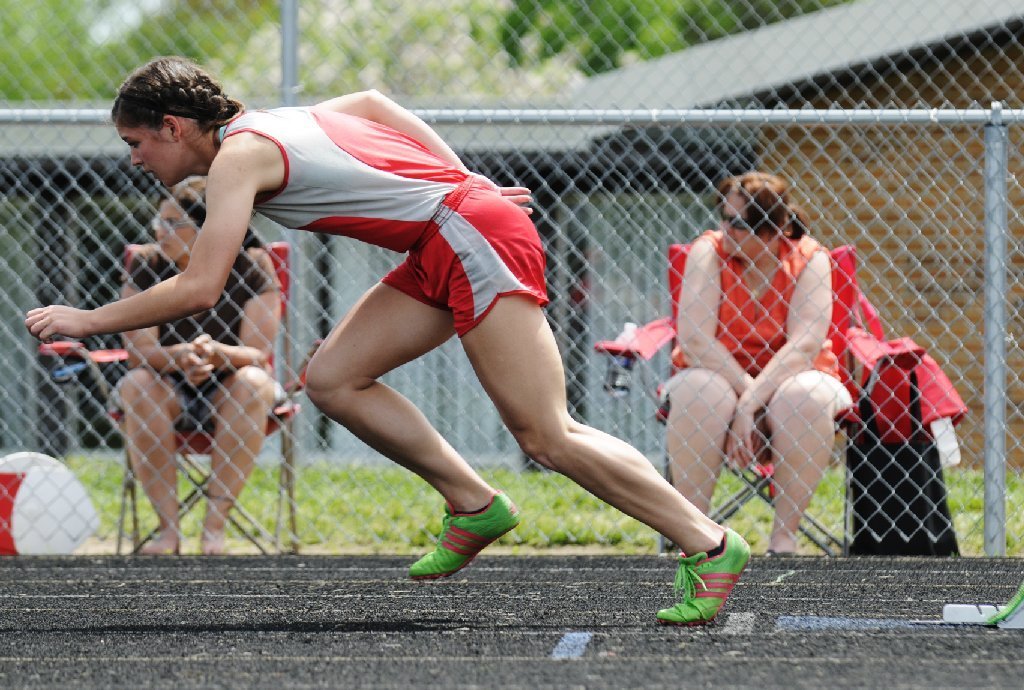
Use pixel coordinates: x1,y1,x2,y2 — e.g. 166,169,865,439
111,56,244,131
167,176,207,225
717,171,809,240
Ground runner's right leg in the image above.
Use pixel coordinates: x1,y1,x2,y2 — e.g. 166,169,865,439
462,295,748,624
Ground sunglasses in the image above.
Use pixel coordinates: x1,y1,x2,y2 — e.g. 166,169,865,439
721,213,753,231
720,211,775,235
152,216,197,233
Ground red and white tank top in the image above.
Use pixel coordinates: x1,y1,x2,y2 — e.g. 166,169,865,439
221,107,469,252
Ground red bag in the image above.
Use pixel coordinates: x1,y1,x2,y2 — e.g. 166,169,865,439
846,327,968,444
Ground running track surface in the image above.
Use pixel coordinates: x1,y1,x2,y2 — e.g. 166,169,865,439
0,555,1021,688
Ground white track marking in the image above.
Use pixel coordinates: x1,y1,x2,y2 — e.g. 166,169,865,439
551,632,593,659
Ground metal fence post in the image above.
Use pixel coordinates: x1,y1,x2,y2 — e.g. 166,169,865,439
983,101,1008,557
281,0,299,107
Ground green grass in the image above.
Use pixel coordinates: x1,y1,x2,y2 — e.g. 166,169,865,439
67,456,1023,556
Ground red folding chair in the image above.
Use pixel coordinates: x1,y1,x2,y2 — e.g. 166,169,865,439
40,241,313,555
595,243,883,555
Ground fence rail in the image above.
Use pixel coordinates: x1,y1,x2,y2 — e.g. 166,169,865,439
6,106,1024,125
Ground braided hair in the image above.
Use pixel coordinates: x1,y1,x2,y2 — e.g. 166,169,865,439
111,56,244,132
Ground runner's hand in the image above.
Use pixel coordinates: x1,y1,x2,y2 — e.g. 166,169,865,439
473,174,534,215
499,186,534,215
25,305,94,341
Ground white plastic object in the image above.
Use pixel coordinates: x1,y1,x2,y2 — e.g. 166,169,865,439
0,452,98,555
615,322,638,344
942,603,1024,629
930,417,961,468
942,604,1003,624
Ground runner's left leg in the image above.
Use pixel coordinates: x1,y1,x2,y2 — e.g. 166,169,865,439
304,282,499,513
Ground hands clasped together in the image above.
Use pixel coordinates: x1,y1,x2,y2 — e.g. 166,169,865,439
176,334,223,384
724,373,770,471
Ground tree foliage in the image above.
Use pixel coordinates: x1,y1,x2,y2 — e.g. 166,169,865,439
0,0,855,103
0,0,277,101
500,0,856,76
0,1,109,100
0,0,575,104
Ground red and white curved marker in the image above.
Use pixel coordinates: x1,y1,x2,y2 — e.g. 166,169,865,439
0,452,99,555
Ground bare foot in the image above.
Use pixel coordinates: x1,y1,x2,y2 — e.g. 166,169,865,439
140,531,180,555
200,530,226,556
768,536,798,555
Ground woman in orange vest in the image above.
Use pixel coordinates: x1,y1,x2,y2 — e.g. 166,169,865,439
666,171,852,555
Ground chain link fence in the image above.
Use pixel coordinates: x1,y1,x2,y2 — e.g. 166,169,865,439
1,0,1023,556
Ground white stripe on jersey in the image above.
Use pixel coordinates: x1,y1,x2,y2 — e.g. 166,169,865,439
223,108,460,249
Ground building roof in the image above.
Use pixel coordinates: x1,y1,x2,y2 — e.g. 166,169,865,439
571,0,1024,109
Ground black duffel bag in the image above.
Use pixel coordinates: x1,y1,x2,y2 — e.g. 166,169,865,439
847,368,959,556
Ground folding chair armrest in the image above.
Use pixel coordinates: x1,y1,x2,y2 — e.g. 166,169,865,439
38,341,128,364
38,341,126,399
593,317,675,362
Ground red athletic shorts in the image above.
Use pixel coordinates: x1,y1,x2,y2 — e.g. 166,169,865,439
382,180,549,336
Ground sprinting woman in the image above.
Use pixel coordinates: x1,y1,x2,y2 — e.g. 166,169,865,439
26,56,748,625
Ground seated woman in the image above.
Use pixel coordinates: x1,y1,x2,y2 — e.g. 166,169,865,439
665,171,852,555
117,177,282,555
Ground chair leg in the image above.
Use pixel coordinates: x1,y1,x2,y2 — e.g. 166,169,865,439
795,517,841,556
116,458,133,555
710,466,844,557
116,452,143,555
658,454,672,553
709,469,773,523
129,477,140,551
277,421,299,554
220,499,274,555
178,453,275,554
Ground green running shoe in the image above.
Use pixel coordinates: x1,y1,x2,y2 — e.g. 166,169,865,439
986,579,1024,628
656,527,750,626
409,492,520,580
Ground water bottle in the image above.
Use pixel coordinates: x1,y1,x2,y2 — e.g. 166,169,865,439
603,322,638,398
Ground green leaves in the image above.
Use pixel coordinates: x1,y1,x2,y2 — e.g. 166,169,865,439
498,0,856,76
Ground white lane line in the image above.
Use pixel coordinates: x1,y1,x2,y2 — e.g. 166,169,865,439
721,612,755,634
551,631,593,659
775,616,924,631
770,570,797,585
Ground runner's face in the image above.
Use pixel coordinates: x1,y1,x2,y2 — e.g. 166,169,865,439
117,120,194,187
